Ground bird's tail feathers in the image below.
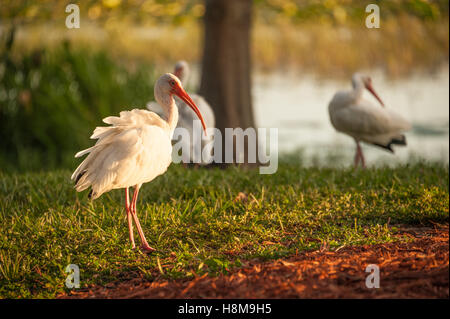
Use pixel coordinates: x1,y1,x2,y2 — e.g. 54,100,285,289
73,170,104,200
372,134,407,153
390,134,407,146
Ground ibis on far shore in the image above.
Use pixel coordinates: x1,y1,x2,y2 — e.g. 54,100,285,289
72,73,206,252
148,61,215,165
328,73,411,167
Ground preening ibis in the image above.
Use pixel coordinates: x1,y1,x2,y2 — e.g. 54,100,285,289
328,73,411,167
71,73,206,252
148,61,215,164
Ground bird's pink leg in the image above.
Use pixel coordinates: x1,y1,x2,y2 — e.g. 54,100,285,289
125,188,136,249
131,185,156,252
355,141,366,168
359,146,366,168
354,149,360,167
354,140,361,167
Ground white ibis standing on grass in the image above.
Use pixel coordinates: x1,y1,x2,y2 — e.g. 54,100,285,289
328,73,411,167
71,73,206,252
147,61,215,164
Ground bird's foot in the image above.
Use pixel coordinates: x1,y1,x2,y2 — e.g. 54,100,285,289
140,244,156,253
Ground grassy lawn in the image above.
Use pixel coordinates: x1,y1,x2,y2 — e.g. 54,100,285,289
0,161,448,298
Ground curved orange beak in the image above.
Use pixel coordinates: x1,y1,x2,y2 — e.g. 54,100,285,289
173,85,207,135
365,82,384,107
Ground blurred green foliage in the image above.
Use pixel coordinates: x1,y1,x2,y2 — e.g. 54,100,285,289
255,0,448,24
0,30,157,171
1,0,448,26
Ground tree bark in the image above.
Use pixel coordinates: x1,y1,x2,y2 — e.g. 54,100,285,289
199,0,255,165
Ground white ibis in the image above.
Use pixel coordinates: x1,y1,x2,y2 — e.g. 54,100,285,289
148,61,215,164
328,73,411,167
71,73,206,252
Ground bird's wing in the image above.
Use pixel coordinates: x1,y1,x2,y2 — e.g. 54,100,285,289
71,109,172,199
193,94,215,129
174,94,215,164
146,101,165,118
331,100,411,136
101,108,168,129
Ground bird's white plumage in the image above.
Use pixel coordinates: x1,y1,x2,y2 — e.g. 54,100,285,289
71,109,172,199
328,74,411,148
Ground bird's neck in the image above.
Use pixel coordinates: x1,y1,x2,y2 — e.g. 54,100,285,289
352,82,364,101
155,91,179,137
166,99,179,137
179,68,188,84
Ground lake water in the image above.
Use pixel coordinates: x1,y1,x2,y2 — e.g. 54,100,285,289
252,68,449,166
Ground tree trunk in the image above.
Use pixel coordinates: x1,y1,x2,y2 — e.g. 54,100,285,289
199,0,255,165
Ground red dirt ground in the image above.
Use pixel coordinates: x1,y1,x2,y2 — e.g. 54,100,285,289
60,225,449,299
